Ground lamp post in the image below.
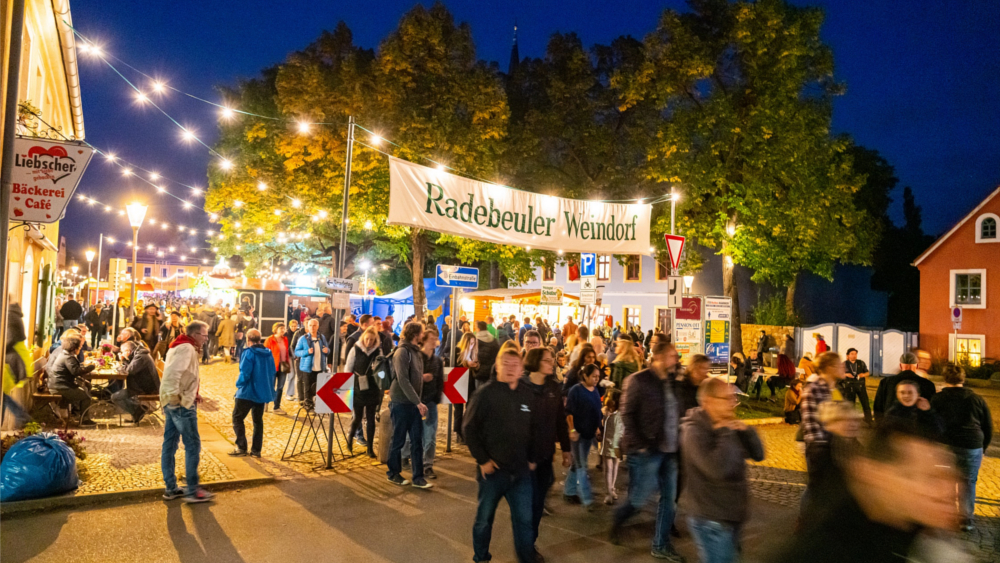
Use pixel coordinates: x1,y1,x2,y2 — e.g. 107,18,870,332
126,203,148,321
359,260,371,314
85,250,95,307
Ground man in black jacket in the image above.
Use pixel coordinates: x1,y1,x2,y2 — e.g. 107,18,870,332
521,347,571,560
611,341,685,562
59,295,83,329
387,322,432,489
111,341,160,423
317,304,337,364
464,349,538,563
873,352,937,422
403,328,444,479
474,321,500,383
47,333,96,425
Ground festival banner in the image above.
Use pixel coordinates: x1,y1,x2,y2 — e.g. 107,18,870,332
388,157,652,254
10,137,94,223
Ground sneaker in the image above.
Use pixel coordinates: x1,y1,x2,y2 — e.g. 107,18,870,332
412,477,434,489
650,546,685,561
249,451,261,458
162,488,186,500
273,408,285,414
357,436,369,447
183,488,216,504
563,494,581,505
228,449,248,457
424,467,437,479
387,474,411,487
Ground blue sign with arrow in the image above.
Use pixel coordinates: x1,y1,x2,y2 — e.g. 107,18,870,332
436,265,479,288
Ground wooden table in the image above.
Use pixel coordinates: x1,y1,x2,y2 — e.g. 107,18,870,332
81,365,128,425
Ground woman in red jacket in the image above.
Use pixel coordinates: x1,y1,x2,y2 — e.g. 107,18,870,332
264,323,291,413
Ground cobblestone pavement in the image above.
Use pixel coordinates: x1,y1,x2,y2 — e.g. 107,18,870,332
74,422,235,495
195,360,469,481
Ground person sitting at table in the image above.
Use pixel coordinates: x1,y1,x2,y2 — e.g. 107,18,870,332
112,341,161,424
115,327,147,355
48,333,97,426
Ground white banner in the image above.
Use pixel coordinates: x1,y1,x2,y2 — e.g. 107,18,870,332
10,137,93,223
388,157,652,255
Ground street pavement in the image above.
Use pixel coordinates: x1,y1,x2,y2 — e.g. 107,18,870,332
2,361,997,562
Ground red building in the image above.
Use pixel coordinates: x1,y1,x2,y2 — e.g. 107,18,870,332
913,187,1000,367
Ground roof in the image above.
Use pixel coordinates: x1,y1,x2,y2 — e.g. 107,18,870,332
462,288,579,301
912,186,1000,266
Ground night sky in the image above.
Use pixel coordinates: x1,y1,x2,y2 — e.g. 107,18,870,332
59,0,1000,265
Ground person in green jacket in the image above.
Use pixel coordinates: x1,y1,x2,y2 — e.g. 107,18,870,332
610,336,643,389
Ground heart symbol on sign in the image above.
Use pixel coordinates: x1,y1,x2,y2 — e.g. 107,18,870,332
46,214,51,219
13,197,19,201
77,150,84,154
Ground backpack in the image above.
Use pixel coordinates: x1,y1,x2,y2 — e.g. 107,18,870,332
372,348,399,392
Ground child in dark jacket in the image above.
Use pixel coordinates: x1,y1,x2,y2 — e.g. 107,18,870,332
884,379,944,440
565,364,603,509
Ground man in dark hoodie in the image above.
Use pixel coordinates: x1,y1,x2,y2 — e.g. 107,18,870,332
679,377,764,563
474,321,500,384
521,347,572,560
873,352,937,422
195,305,219,363
386,322,432,490
464,349,539,563
112,341,160,424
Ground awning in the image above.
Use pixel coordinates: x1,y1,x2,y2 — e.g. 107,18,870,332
460,288,579,301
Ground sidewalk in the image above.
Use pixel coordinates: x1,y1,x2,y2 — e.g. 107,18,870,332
1,415,273,516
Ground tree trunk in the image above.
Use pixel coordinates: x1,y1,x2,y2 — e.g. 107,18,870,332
490,261,501,289
723,253,743,356
785,272,798,323
410,229,427,320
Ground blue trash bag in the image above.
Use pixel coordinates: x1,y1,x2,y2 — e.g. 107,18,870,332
1,432,80,502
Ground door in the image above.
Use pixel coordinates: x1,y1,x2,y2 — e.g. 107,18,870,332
656,307,672,335
880,330,906,375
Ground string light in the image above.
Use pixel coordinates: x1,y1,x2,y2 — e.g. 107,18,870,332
135,91,148,104
219,158,233,170
296,121,310,134
318,210,328,219
152,81,165,93
370,134,382,145
291,199,301,208
181,129,196,142
274,210,282,216
233,200,243,208
257,182,267,191
220,107,235,120
122,168,132,176
105,152,116,162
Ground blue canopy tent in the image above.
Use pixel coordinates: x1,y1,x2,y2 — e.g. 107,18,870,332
350,278,452,334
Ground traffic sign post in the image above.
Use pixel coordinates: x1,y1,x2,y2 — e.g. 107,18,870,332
441,367,470,404
664,234,685,271
579,253,597,328
951,307,962,331
325,277,361,293
667,276,683,308
436,265,479,288
580,253,597,277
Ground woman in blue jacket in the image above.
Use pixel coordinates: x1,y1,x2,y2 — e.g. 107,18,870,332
230,329,276,457
294,318,329,412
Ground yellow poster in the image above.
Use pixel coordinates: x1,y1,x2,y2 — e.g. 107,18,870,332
709,320,726,343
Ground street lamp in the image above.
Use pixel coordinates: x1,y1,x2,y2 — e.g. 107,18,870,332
85,250,96,307
683,275,694,294
126,202,148,320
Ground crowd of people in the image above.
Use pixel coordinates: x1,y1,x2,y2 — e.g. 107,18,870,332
24,295,994,560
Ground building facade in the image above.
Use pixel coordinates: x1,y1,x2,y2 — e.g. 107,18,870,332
913,187,1000,367
1,0,85,346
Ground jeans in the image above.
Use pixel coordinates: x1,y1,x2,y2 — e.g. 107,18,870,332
473,468,535,563
839,377,872,421
284,365,298,399
953,447,984,521
235,338,245,360
531,457,555,543
273,371,288,409
111,389,142,419
564,438,594,506
612,451,679,551
161,404,201,495
349,402,377,452
90,329,101,349
687,516,738,563
300,371,319,407
387,401,423,480
402,403,438,468
232,398,265,454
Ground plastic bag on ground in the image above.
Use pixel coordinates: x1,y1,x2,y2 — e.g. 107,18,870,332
1,432,79,502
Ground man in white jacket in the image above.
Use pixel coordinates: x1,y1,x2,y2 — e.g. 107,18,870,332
160,320,214,503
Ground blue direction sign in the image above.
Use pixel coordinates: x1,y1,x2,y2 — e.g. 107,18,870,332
580,253,597,278
436,265,479,288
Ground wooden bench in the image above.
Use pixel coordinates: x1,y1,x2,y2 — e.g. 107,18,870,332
31,392,70,429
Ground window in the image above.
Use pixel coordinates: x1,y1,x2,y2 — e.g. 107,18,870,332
977,213,999,243
624,307,641,330
656,259,669,281
955,273,982,306
598,255,611,281
126,266,132,274
951,334,985,368
161,268,168,278
542,265,555,282
624,255,641,282
177,268,185,276
143,267,151,278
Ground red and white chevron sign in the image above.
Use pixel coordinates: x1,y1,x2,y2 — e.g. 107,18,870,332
316,372,354,414
442,367,469,404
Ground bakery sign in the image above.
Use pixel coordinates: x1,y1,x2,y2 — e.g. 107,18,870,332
10,137,94,223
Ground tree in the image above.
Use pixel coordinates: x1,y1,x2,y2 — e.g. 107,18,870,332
619,0,874,351
870,186,934,329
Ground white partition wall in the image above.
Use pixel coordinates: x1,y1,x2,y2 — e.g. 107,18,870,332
880,330,907,375
837,324,872,368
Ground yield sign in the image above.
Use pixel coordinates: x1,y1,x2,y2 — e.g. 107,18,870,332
441,367,469,405
664,234,686,270
316,372,354,414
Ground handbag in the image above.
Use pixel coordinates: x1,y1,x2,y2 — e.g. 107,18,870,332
279,360,290,373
